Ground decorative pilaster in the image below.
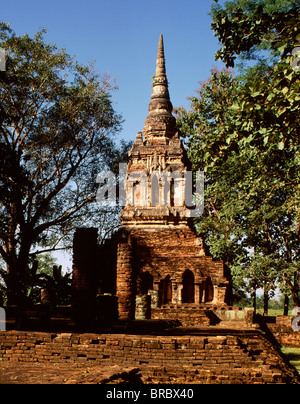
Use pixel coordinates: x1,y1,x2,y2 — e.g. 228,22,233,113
116,233,135,320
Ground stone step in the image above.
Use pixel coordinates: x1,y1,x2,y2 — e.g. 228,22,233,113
140,365,286,384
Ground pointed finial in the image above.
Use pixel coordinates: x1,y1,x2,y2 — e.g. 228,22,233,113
143,35,177,141
158,34,164,58
149,35,171,107
155,34,166,77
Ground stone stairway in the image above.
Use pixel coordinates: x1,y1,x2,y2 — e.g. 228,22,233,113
139,334,297,384
151,305,211,326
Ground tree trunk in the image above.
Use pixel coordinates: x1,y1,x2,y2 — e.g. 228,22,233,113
251,286,256,314
6,260,28,306
291,288,300,309
263,282,268,316
283,294,289,316
5,237,32,306
292,272,300,308
284,272,300,309
286,273,300,309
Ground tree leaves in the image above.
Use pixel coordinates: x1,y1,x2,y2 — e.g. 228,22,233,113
0,25,125,304
177,0,300,306
211,0,300,67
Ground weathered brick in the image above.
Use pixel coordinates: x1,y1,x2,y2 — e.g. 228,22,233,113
0,330,297,384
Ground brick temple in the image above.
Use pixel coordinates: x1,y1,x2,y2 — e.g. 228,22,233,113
72,35,232,326
1,36,298,387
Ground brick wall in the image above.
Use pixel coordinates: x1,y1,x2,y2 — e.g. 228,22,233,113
151,306,210,326
0,330,297,384
72,225,232,325
114,227,231,322
266,316,300,347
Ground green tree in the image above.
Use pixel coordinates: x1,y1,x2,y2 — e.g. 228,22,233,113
176,0,300,308
210,0,300,68
0,23,125,305
211,0,300,308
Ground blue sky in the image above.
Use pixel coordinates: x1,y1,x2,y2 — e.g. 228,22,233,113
2,0,225,143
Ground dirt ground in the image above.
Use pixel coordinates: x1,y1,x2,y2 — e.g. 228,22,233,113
0,361,142,384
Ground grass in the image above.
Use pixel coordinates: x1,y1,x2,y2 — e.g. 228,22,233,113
281,346,300,375
255,308,294,316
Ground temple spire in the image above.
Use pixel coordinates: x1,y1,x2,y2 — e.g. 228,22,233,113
150,34,170,106
155,34,166,78
143,35,177,142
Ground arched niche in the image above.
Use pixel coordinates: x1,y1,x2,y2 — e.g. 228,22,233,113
159,275,172,304
137,271,154,295
205,276,214,303
182,269,195,303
